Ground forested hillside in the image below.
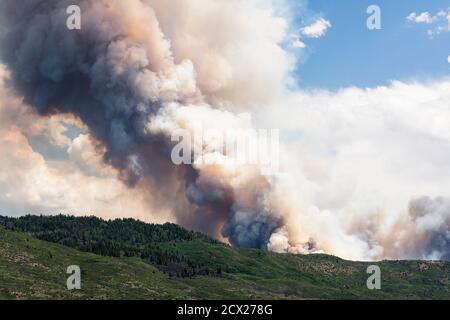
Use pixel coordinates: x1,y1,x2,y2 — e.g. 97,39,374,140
0,215,221,277
1,215,450,300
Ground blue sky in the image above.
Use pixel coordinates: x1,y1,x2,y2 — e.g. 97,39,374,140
294,0,450,90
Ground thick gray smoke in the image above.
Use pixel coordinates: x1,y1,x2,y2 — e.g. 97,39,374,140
407,197,450,260
0,0,284,249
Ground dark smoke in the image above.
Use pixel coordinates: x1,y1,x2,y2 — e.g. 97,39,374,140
0,0,282,249
408,197,450,260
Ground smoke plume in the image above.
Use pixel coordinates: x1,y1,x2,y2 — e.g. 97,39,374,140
0,0,291,249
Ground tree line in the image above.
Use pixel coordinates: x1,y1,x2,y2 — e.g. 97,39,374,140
0,214,223,278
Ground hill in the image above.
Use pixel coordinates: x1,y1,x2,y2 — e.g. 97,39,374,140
1,215,449,300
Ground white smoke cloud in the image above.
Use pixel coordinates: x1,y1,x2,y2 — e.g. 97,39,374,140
256,79,450,260
147,0,296,108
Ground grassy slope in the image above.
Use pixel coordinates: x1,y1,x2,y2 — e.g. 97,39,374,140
1,226,450,300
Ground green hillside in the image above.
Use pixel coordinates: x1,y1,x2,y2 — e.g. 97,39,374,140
0,215,449,300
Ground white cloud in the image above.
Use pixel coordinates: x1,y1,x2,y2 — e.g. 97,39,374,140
448,55,450,64
300,18,331,38
407,12,435,24
288,17,331,49
407,9,450,37
291,37,306,49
